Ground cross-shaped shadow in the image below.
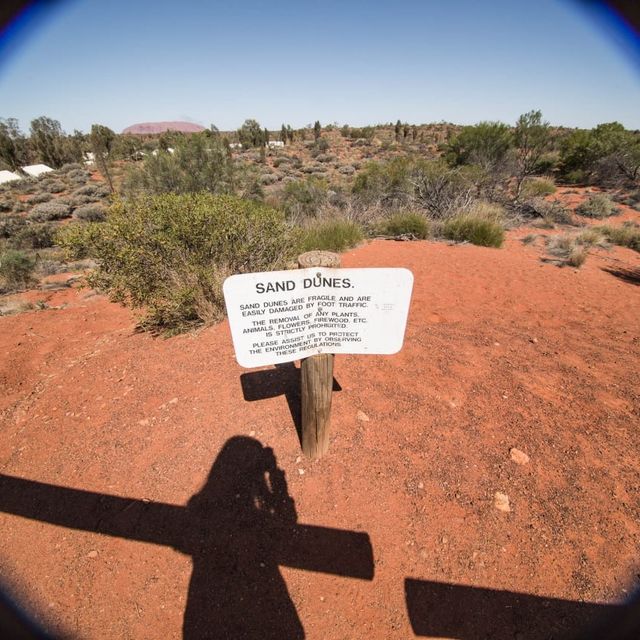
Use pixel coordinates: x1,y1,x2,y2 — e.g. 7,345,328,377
240,363,342,444
0,437,373,639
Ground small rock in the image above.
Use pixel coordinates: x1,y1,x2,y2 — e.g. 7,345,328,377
529,337,538,344
298,468,305,475
494,492,511,512
510,448,530,465
417,482,424,490
138,418,150,426
295,456,302,464
86,550,98,558
249,430,255,437
168,397,178,405
356,410,370,422
502,395,508,399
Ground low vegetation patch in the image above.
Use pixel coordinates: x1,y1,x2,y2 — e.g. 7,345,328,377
0,249,37,291
576,193,620,218
376,212,430,239
299,218,363,253
519,178,556,199
545,235,589,267
442,214,504,248
596,223,640,252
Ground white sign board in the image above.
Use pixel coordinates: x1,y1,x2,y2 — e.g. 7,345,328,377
223,267,413,368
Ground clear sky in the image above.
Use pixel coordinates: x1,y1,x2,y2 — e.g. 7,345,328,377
0,0,638,134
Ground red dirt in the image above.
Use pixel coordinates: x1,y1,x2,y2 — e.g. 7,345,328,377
1,228,639,639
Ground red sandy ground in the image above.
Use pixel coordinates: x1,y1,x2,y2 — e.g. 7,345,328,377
1,213,639,638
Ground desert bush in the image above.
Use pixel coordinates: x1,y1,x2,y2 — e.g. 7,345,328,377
12,179,37,195
442,214,505,247
282,177,329,219
73,183,109,198
596,223,640,252
124,134,234,196
576,229,608,247
519,178,556,199
0,249,36,290
67,168,91,182
299,219,363,253
260,174,279,185
0,198,13,212
338,165,355,175
73,204,106,222
59,163,83,173
315,153,334,163
12,223,56,249
27,192,53,204
0,214,26,238
353,158,480,217
576,193,619,218
28,200,72,221
42,180,66,194
545,235,588,267
61,194,94,208
57,193,297,333
377,212,430,239
520,197,573,225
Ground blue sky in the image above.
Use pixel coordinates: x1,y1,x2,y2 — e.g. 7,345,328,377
0,0,638,133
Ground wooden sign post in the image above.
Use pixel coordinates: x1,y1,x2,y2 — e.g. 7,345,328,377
297,251,341,459
223,259,413,460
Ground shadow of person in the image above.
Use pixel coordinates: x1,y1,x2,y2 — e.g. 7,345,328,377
0,437,374,639
182,437,303,639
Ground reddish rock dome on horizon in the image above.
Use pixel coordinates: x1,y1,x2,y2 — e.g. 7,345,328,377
122,121,206,135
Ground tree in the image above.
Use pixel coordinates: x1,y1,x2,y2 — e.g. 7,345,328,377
90,124,116,192
403,124,410,139
313,120,321,141
513,110,551,200
237,119,264,148
30,116,66,168
286,125,294,143
394,120,401,142
412,126,418,141
445,121,513,174
280,124,288,144
559,122,640,185
263,128,270,146
0,118,30,170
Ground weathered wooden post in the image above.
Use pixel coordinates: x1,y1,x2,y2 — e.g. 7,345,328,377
297,250,341,459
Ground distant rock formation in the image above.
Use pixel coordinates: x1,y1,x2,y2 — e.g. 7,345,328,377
122,121,206,135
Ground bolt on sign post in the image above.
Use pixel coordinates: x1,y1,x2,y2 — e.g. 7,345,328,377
223,251,414,459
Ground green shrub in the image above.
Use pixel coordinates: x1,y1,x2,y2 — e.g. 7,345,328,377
378,212,430,239
73,204,106,222
520,178,556,199
42,180,66,194
299,219,364,252
576,193,619,218
521,197,573,225
28,200,72,221
0,249,36,290
282,177,329,219
27,192,53,204
12,223,56,249
57,193,297,333
0,215,26,238
442,215,505,247
73,183,110,198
